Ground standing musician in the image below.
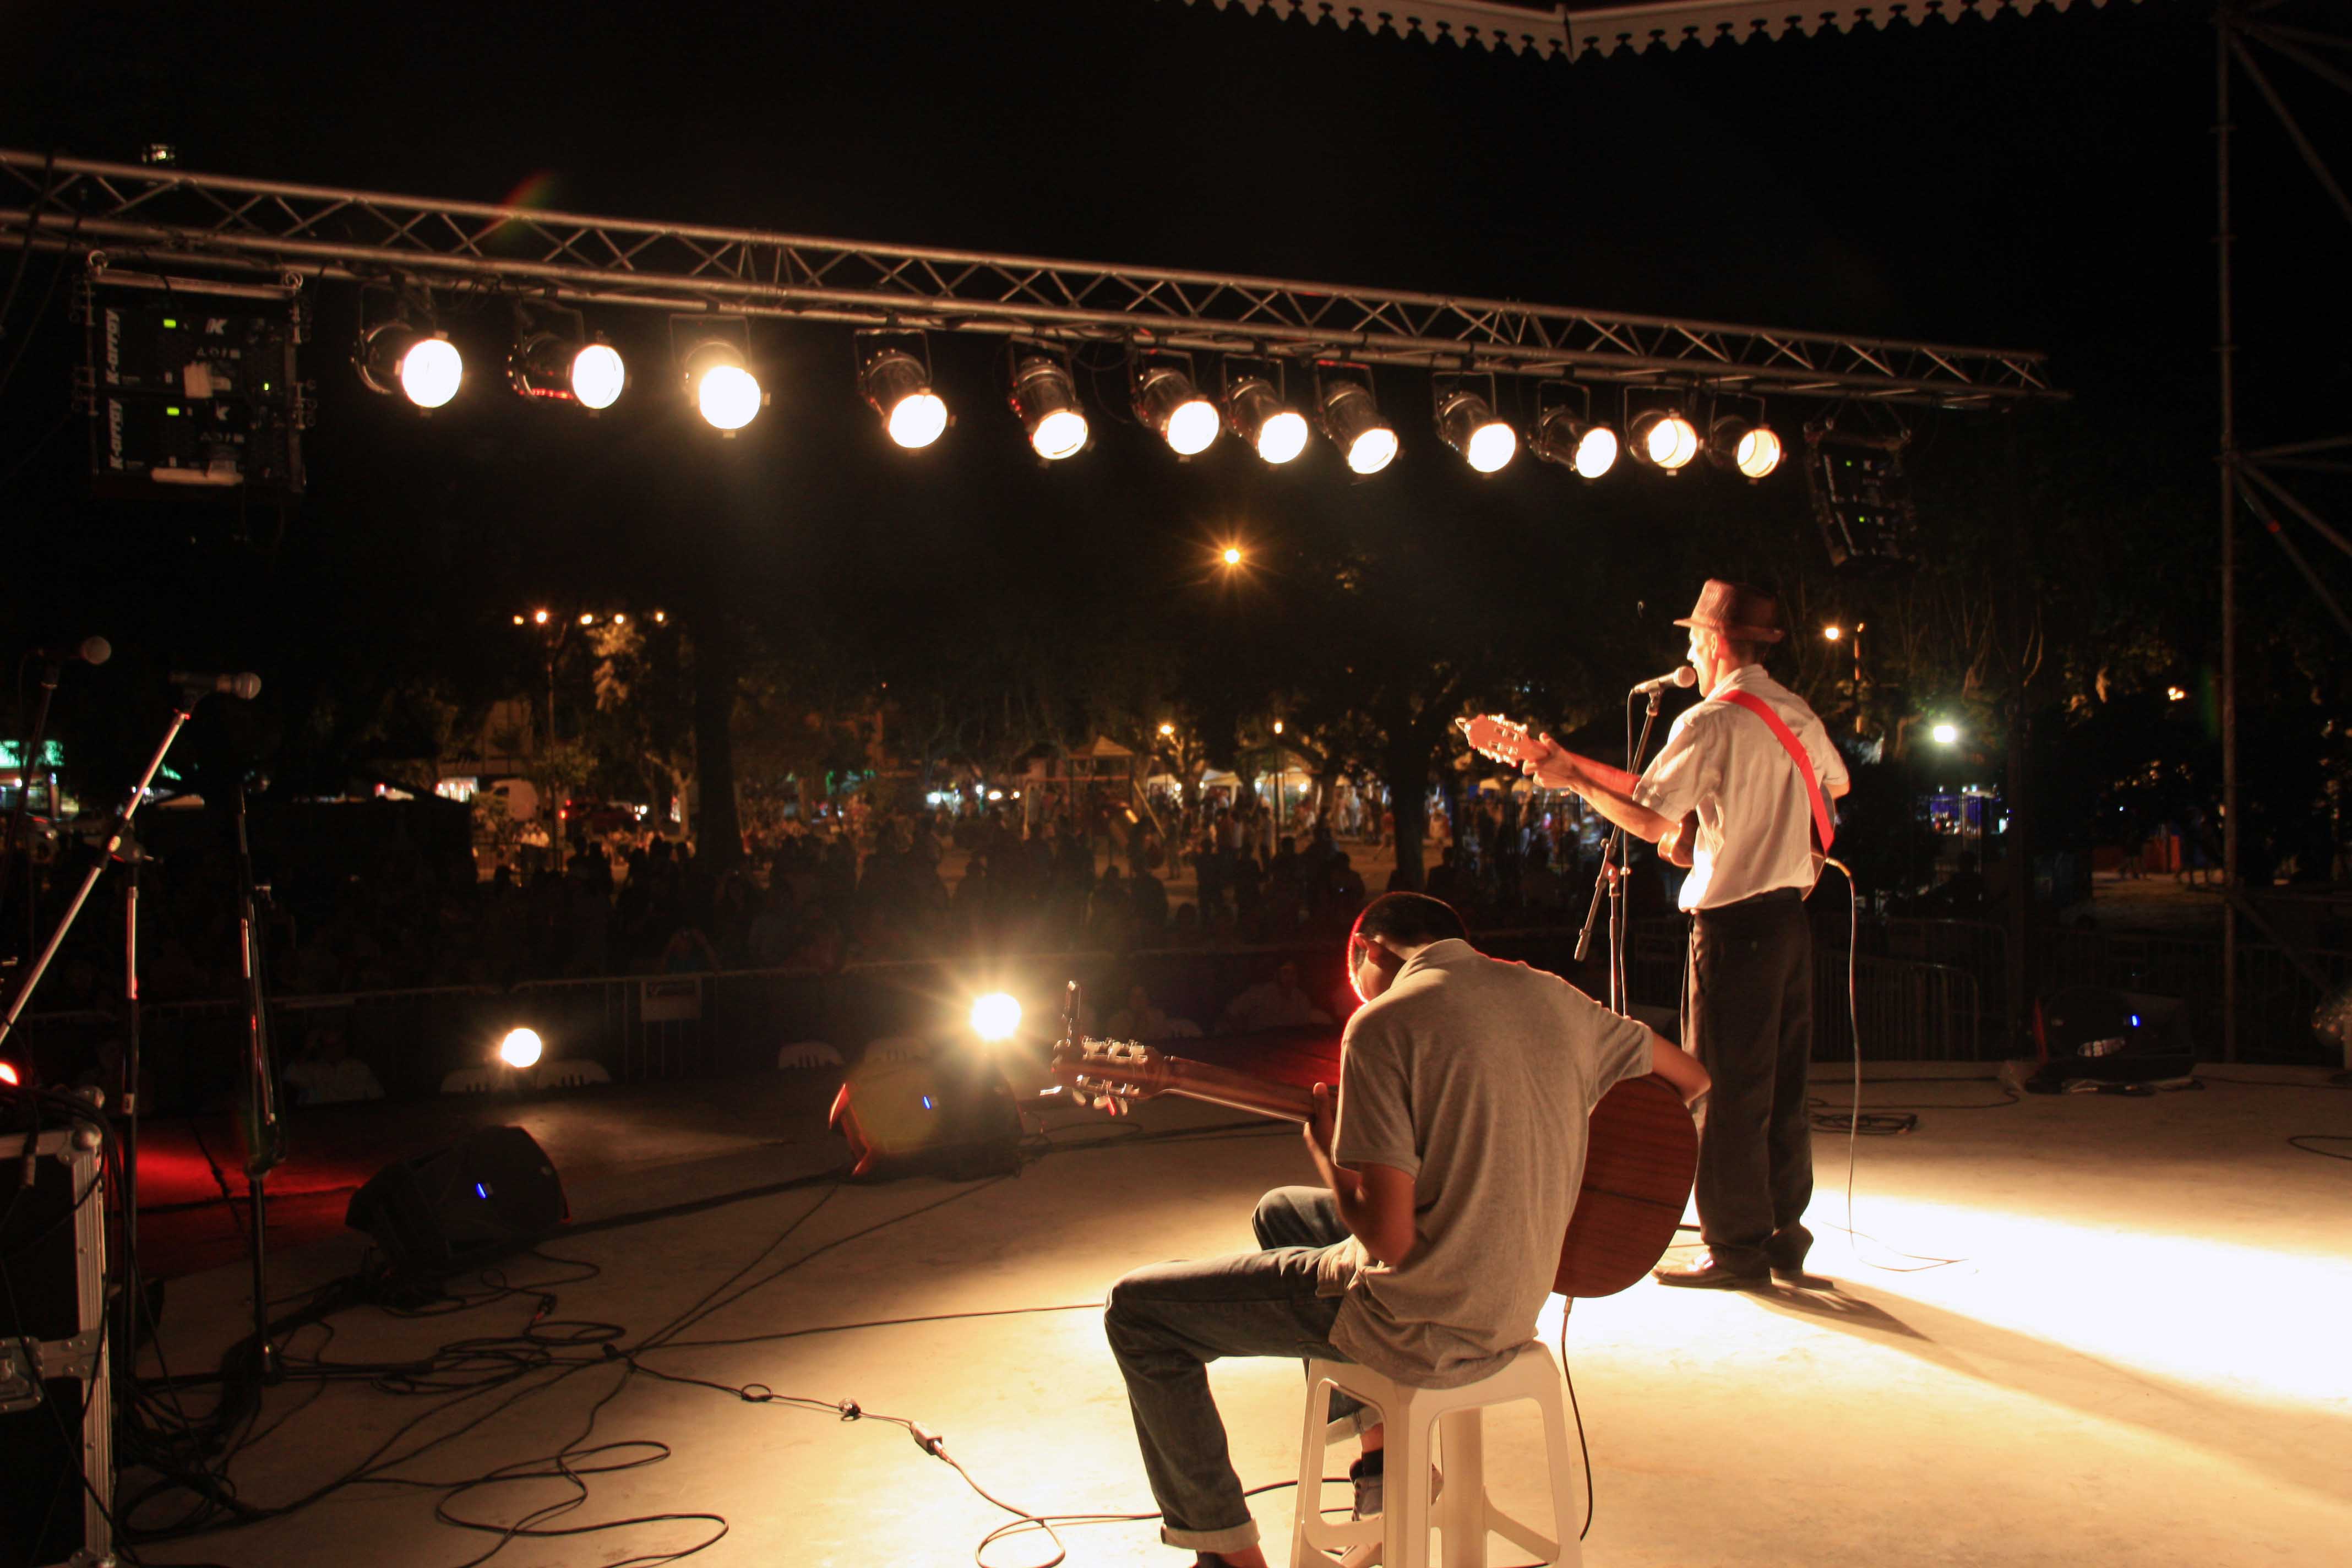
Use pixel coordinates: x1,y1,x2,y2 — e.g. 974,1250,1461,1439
1101,892,1709,1568
1519,579,1850,1288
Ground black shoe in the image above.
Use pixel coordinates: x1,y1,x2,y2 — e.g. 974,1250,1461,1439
1653,1251,1770,1289
1765,1225,1814,1282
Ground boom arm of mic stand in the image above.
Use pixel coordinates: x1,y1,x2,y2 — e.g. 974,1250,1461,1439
0,701,195,1052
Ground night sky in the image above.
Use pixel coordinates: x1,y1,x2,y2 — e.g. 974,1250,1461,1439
1,0,2343,798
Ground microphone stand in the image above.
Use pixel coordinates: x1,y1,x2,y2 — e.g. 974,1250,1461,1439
1573,684,1668,1016
230,777,285,1381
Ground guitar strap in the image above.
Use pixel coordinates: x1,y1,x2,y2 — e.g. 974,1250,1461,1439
1718,690,1836,854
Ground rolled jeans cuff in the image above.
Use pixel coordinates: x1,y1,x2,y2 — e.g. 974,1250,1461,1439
1160,1516,1261,1553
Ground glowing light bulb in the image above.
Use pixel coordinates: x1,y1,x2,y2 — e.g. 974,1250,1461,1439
1931,722,1960,745
1735,426,1783,480
1222,547,1243,567
1255,410,1309,464
1164,398,1221,456
1031,408,1088,460
697,364,762,431
1824,625,1844,641
886,390,949,449
498,1028,544,1069
970,993,1022,1043
400,337,464,409
1347,426,1399,475
1644,413,1697,470
570,343,627,410
1572,426,1617,479
1466,421,1517,473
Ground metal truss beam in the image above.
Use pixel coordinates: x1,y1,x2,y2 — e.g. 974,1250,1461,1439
0,150,2054,409
1160,0,2126,62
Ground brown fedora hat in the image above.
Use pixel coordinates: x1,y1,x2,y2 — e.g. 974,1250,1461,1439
1673,579,1784,643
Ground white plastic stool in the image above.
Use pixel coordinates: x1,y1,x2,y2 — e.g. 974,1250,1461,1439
1291,1344,1581,1568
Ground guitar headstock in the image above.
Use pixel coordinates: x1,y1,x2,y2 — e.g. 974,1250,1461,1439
1048,1036,1175,1112
1459,714,1545,770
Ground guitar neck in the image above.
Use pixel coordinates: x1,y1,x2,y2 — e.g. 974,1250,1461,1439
1156,1058,1318,1124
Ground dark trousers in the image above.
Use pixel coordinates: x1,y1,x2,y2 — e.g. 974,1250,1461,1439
1102,1187,1370,1554
1683,890,1815,1273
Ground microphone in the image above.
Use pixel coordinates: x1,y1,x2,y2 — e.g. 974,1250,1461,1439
171,670,262,701
1631,665,1698,695
34,637,111,666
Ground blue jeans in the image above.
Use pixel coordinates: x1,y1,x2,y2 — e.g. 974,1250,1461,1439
1104,1185,1373,1555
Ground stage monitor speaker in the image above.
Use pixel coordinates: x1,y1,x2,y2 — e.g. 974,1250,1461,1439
827,1047,1022,1180
2031,986,2196,1088
345,1126,568,1284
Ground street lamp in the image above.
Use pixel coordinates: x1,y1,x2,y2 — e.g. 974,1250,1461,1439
1931,722,1961,746
1221,546,1244,568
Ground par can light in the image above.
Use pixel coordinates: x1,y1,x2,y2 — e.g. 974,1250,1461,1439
358,322,464,410
1135,364,1221,457
510,332,627,411
498,1028,544,1069
1629,409,1699,473
1708,416,1784,480
1319,378,1397,476
1435,389,1517,473
1222,377,1308,465
970,993,1022,1043
682,340,761,431
1011,354,1088,460
1532,406,1618,478
862,347,949,449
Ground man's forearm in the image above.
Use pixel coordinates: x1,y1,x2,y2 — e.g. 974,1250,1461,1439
1571,772,1675,844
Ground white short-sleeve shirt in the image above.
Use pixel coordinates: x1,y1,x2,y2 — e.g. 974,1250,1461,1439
1631,664,1849,911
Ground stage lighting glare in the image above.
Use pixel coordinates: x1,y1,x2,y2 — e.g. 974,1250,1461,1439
0,1059,17,1087
1137,366,1221,456
358,322,465,409
1824,625,1843,641
1222,547,1244,567
1931,722,1960,745
2167,685,2188,701
863,350,949,449
533,609,549,624
1224,378,1309,465
570,343,627,410
498,1028,544,1069
1631,410,1698,471
1436,390,1516,473
1321,380,1397,476
971,993,1022,1043
1011,355,1088,460
1736,425,1783,479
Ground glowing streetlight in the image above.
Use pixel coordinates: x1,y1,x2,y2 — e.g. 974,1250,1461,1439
1823,625,1843,641
2166,685,2187,702
1930,722,1961,746
512,614,526,626
970,993,1022,1043
1158,721,1175,738
533,609,551,625
1221,546,1244,567
1272,720,1284,735
498,1028,544,1070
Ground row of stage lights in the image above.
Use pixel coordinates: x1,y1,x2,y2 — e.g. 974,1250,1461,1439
353,307,1787,482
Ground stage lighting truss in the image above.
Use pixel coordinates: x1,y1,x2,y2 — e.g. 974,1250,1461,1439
1434,373,1517,473
672,314,763,433
1530,382,1618,479
857,330,949,449
354,287,462,411
1219,361,1309,465
1706,399,1784,481
1009,344,1088,461
508,302,625,411
1133,352,1221,457
1627,398,1700,475
1316,364,1398,476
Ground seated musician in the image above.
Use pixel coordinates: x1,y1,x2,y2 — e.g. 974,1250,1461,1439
1102,892,1709,1567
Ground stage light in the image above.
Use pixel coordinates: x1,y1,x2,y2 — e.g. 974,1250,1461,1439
862,346,948,450
1320,379,1397,475
357,322,464,410
683,342,763,431
970,993,1022,1044
0,1059,18,1087
1708,416,1783,480
1532,407,1618,478
1135,363,1221,456
533,609,549,625
1223,377,1308,465
1010,354,1088,460
1436,389,1516,473
1629,409,1699,472
510,331,627,411
498,1028,544,1070
1931,722,1960,745
1221,546,1244,567
1824,625,1843,641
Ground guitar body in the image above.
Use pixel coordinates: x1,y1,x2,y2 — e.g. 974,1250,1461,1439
1052,1036,1697,1299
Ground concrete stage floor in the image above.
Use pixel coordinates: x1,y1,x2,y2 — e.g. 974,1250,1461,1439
128,1059,2351,1568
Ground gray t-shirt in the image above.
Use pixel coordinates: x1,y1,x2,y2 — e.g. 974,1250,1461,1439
1320,939,1655,1388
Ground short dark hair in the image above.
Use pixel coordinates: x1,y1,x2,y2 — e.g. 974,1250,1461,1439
1352,891,1467,950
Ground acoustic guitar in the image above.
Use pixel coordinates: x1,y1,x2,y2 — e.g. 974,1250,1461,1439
1049,1033,1698,1299
1458,712,1701,868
